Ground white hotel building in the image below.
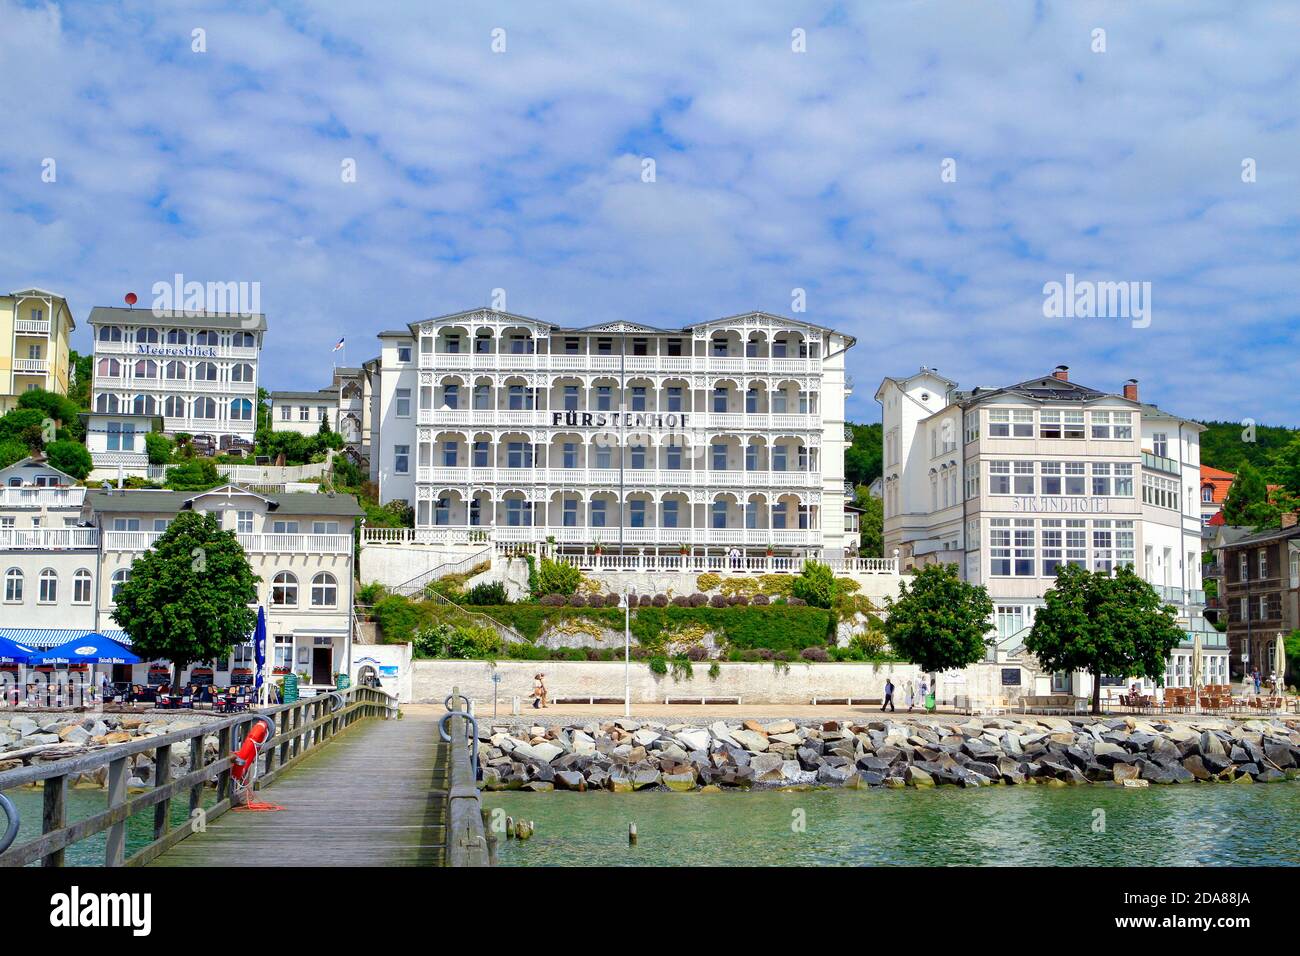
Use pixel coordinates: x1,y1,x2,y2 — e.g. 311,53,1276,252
369,309,857,558
877,365,1225,690
87,307,266,468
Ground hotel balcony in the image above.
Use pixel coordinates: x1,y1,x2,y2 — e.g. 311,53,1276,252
102,531,353,554
94,341,259,360
14,319,52,336
13,358,49,374
0,527,99,550
416,408,820,430
0,486,87,509
94,376,258,394
417,352,820,377
413,466,822,489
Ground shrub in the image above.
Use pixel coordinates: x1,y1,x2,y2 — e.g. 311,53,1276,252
787,596,807,606
671,595,691,607
44,440,93,480
145,431,174,465
540,593,567,606
413,622,500,659
604,593,621,608
774,650,795,662
356,582,388,605
709,594,726,608
568,593,587,607
758,574,794,597
648,655,668,675
464,581,508,606
800,646,830,663
164,458,222,491
687,645,708,661
792,560,836,609
372,594,426,643
630,646,651,660
727,594,749,606
652,594,669,607
751,593,770,606
720,577,759,598
638,594,653,607
688,592,708,607
534,557,581,597
696,572,722,592
708,662,721,680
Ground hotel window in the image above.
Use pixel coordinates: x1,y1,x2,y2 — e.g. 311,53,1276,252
562,499,577,527
1065,462,1086,495
195,362,218,381
473,385,490,409
279,405,291,421
562,443,577,469
713,500,729,528
73,569,92,604
1039,410,1062,439
562,385,579,411
476,335,493,354
271,521,299,534
1258,549,1268,578
397,344,412,362
394,445,409,474
629,500,646,528
1115,521,1135,568
508,385,533,410
629,445,646,469
988,410,1010,437
711,338,729,357
110,569,130,601
964,412,979,444
1062,410,1085,439
964,462,979,499
666,339,683,357
967,519,981,549
1259,595,1269,620
442,441,458,467
1013,520,1035,576
469,499,482,526
98,325,122,342
442,385,459,409
166,329,188,345
444,336,461,354
989,460,1011,494
1091,462,1112,496
473,441,489,467
237,511,253,533
232,331,255,348
712,387,727,413
1114,463,1133,497
1042,521,1063,577
1092,522,1114,573
271,572,298,607
507,442,533,468
930,472,938,511
311,573,337,607
595,445,612,469
1065,520,1087,567
662,499,679,528
272,635,293,675
434,497,450,525
1112,412,1133,440
1152,433,1168,457
395,388,411,417
773,445,788,472
989,519,1011,576
799,391,811,414
664,445,682,470
1013,461,1034,495
591,500,607,527
165,360,187,380
745,387,759,413
996,606,1025,639
772,391,787,413
1011,410,1034,437
312,521,339,535
1040,461,1061,495
1090,411,1113,438
632,338,648,356
299,405,311,421
38,568,57,603
631,386,647,411
230,399,252,421
596,386,612,411
712,443,728,471
506,499,531,526
666,387,683,412
113,518,140,532
194,397,217,419
1238,553,1249,581
231,362,253,382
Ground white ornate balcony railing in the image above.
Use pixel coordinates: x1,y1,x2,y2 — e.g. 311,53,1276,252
416,408,820,430
0,528,99,550
94,342,259,360
0,486,87,508
15,319,52,335
417,352,820,376
13,358,49,373
412,466,822,489
93,376,257,394
102,531,352,554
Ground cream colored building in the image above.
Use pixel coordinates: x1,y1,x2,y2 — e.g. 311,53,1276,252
0,287,75,413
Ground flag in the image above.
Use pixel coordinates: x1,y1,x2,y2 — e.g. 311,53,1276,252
332,337,345,352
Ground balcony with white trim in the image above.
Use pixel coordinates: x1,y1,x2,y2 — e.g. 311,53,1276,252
14,319,52,336
0,527,99,550
417,352,820,376
413,466,822,489
13,358,49,374
0,486,87,509
102,531,353,554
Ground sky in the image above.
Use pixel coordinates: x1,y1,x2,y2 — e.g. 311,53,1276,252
2,0,1298,425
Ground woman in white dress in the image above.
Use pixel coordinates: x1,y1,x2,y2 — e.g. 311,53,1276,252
905,680,916,712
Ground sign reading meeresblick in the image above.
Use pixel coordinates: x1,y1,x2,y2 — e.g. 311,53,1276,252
49,887,152,937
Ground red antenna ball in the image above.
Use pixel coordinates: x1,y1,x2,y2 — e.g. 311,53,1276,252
124,292,138,306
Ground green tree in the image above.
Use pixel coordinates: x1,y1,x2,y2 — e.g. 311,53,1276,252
1221,461,1277,528
853,485,884,557
111,512,259,687
44,440,92,479
883,564,993,673
164,458,222,491
1025,564,1185,715
0,439,28,470
318,411,332,435
145,431,174,465
0,408,47,449
256,387,271,432
844,422,883,486
67,350,94,410
17,388,84,441
1274,434,1300,498
792,559,836,608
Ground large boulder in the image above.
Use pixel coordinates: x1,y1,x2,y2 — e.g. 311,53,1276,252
730,729,769,753
662,771,696,792
554,770,587,791
677,729,710,752
906,766,935,787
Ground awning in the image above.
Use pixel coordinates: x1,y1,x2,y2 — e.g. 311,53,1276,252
0,627,131,649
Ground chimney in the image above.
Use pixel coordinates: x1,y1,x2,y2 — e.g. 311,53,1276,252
1123,378,1139,402
1283,512,1298,530
1052,365,1069,382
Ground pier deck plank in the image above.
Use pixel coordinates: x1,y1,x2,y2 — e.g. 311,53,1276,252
150,712,450,867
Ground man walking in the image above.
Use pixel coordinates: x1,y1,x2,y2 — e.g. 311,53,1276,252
881,676,895,712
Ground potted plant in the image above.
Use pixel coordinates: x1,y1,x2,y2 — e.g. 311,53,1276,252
765,545,775,558
678,543,689,555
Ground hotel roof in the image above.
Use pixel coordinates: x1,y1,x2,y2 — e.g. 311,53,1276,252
89,306,267,333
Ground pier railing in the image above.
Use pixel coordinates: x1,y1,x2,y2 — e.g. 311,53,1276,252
441,686,493,867
0,685,397,868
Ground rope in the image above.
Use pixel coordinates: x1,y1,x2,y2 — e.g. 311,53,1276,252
233,800,284,812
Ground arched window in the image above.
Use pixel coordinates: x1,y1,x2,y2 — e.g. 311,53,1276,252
134,359,158,378
132,394,157,416
271,571,298,607
94,393,119,414
97,357,120,378
195,330,221,346
230,398,253,421
73,569,92,604
193,396,217,419
164,395,187,418
194,361,218,381
136,327,159,344
311,572,337,607
97,325,122,342
38,568,58,603
166,329,188,345
231,362,254,382
110,568,131,601
232,331,255,348
165,360,187,380
4,568,23,603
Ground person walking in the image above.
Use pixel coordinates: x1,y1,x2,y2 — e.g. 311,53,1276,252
532,672,548,709
881,677,895,712
905,680,916,712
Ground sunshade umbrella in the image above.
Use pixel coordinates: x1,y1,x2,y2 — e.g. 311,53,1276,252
0,634,39,664
1190,631,1203,692
253,607,268,703
33,632,141,665
1275,631,1288,693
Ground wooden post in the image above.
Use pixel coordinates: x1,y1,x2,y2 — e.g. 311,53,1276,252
278,709,290,768
188,736,204,818
628,822,637,845
291,703,302,758
41,774,67,867
105,756,127,867
216,726,232,803
153,744,172,841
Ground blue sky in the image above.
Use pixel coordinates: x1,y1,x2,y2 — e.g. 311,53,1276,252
2,0,1298,424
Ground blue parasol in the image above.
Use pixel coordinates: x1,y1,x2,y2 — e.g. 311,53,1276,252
33,632,142,666
0,634,39,665
253,607,267,693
